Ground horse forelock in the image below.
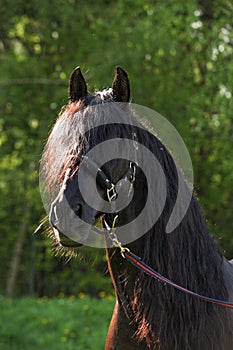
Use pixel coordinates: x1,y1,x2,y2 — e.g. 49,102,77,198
40,90,129,198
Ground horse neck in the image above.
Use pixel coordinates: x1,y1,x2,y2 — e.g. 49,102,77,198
106,195,232,349
106,194,227,300
137,195,227,300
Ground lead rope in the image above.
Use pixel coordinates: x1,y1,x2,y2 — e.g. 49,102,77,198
124,251,233,309
110,234,233,309
100,159,233,309
105,217,233,309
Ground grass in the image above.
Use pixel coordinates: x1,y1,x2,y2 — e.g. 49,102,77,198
0,295,115,350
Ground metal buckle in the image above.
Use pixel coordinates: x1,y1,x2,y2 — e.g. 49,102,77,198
107,184,117,202
104,215,129,257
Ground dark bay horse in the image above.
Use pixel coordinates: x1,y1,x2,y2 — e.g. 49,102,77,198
40,66,233,349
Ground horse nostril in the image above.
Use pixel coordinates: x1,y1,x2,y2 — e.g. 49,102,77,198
75,206,82,218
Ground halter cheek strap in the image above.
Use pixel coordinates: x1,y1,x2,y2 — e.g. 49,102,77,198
81,155,117,201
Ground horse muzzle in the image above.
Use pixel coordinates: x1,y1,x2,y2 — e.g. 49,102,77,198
53,226,83,248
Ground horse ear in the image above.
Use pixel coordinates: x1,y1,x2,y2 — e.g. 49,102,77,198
69,67,87,102
112,66,130,102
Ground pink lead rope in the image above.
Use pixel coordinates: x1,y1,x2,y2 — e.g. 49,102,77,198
123,250,233,309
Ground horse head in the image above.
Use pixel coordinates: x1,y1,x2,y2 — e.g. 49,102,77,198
42,66,147,248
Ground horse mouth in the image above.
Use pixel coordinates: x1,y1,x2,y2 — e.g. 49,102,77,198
53,216,103,248
59,232,83,247
53,227,83,248
49,199,103,248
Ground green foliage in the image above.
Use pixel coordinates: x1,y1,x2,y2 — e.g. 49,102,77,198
0,0,233,297
0,296,114,350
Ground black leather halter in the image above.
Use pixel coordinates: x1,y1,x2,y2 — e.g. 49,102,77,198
81,155,136,203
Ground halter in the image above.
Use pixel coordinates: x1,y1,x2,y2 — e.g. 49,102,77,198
82,155,117,202
81,155,136,203
81,155,233,310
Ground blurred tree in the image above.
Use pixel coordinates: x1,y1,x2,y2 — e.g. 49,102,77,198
0,0,232,296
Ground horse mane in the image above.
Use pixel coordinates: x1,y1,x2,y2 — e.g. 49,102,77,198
126,129,233,349
41,88,233,349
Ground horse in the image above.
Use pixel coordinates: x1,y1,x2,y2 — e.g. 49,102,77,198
40,66,233,349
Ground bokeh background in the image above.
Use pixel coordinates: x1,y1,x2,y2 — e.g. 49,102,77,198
0,0,232,304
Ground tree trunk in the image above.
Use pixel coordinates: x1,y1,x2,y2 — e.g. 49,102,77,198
5,206,30,297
